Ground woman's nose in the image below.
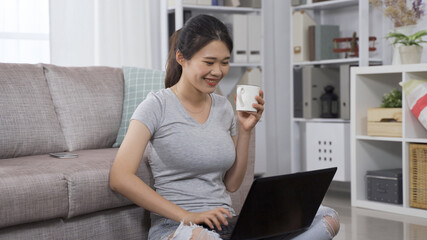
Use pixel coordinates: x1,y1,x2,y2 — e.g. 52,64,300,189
211,64,222,76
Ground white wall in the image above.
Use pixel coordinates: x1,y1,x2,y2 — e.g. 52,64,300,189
262,0,292,176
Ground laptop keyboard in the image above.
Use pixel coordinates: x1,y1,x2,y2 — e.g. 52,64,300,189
201,216,238,240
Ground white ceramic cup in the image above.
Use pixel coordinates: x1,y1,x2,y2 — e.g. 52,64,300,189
236,85,260,112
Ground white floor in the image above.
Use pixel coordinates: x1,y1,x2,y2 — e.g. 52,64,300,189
322,190,427,240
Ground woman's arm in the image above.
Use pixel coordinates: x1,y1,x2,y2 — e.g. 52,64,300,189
224,90,264,192
110,120,232,229
110,120,188,223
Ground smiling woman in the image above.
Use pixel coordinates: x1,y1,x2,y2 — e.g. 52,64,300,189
109,14,265,240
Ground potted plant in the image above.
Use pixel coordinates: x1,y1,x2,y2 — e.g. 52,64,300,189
386,30,427,64
367,89,403,137
370,0,425,64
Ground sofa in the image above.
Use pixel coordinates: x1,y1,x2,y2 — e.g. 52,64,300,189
0,63,255,239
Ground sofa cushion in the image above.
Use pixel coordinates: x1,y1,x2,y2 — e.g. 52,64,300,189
43,64,124,151
0,148,153,227
62,148,153,218
0,155,69,228
0,63,67,158
113,67,165,147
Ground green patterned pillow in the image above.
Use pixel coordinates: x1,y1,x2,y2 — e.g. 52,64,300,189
113,67,165,147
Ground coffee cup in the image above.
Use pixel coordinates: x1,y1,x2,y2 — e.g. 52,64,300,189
236,85,260,112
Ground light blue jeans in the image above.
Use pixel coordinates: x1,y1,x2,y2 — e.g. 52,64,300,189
148,205,339,240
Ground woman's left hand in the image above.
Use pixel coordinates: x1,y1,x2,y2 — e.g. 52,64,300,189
237,89,264,132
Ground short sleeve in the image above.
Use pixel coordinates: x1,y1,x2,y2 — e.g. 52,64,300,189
224,98,237,137
130,91,163,135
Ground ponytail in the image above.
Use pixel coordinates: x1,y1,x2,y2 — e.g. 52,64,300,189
165,29,182,88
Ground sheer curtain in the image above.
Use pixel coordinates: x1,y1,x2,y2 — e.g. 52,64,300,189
0,0,50,63
50,0,162,69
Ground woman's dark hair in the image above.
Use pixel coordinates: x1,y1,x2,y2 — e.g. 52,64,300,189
165,14,233,88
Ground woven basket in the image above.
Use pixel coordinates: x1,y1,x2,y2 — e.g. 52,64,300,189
409,144,427,210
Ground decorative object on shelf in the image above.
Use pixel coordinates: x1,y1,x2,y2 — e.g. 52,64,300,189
409,143,427,210
366,168,403,204
367,108,402,137
370,0,425,28
367,89,403,137
401,79,427,130
380,88,402,108
333,33,377,58
320,85,338,118
370,0,425,64
386,30,427,64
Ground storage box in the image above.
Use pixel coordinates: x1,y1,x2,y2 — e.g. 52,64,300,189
409,144,427,210
367,108,402,137
305,122,350,181
366,168,402,204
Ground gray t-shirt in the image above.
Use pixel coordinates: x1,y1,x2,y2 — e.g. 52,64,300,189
131,88,237,215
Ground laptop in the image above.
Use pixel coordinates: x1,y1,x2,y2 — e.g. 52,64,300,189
205,167,337,240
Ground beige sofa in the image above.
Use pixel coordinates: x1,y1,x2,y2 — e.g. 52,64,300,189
0,63,255,239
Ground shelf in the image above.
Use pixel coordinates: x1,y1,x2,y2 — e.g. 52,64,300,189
405,138,427,144
356,135,403,142
352,65,427,218
353,200,427,219
293,118,350,123
292,0,358,11
292,58,383,66
230,62,262,68
168,5,261,13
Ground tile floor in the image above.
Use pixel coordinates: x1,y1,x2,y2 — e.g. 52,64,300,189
322,190,427,240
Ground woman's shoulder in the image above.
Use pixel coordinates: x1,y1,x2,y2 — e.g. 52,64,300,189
143,88,170,103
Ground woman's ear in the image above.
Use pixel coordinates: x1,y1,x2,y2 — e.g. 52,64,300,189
176,50,185,66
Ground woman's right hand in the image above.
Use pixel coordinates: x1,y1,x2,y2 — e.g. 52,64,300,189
183,207,233,231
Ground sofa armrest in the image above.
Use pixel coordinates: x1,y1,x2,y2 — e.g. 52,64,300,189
229,129,255,215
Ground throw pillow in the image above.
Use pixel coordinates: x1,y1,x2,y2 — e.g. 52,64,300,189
401,79,427,130
112,67,165,147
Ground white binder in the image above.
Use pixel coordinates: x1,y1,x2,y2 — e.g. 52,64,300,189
247,14,261,63
339,64,351,120
197,0,212,5
232,14,248,63
292,11,316,63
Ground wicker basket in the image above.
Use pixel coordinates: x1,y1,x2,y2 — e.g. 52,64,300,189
409,144,427,210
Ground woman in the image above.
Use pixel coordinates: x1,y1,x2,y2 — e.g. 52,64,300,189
110,14,338,240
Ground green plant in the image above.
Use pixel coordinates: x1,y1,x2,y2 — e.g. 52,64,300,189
386,30,427,46
381,89,402,108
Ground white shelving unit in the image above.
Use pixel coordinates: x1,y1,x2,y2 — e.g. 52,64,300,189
351,63,427,218
161,0,267,175
289,0,383,181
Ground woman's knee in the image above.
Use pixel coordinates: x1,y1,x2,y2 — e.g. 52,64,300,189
190,227,221,240
322,212,340,238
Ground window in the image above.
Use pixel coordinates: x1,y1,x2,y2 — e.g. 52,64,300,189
0,0,50,63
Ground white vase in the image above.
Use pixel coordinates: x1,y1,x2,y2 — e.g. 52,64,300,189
391,25,417,65
399,45,422,64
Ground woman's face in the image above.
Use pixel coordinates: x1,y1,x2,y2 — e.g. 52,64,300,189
180,40,230,94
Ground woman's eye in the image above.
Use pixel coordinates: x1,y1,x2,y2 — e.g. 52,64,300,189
222,62,229,65
204,62,214,65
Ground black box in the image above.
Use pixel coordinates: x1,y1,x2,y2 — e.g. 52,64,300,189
366,168,402,204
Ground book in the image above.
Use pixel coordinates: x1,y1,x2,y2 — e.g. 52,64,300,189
314,25,339,61
308,25,315,61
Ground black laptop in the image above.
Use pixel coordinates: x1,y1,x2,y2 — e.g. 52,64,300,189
205,167,337,240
